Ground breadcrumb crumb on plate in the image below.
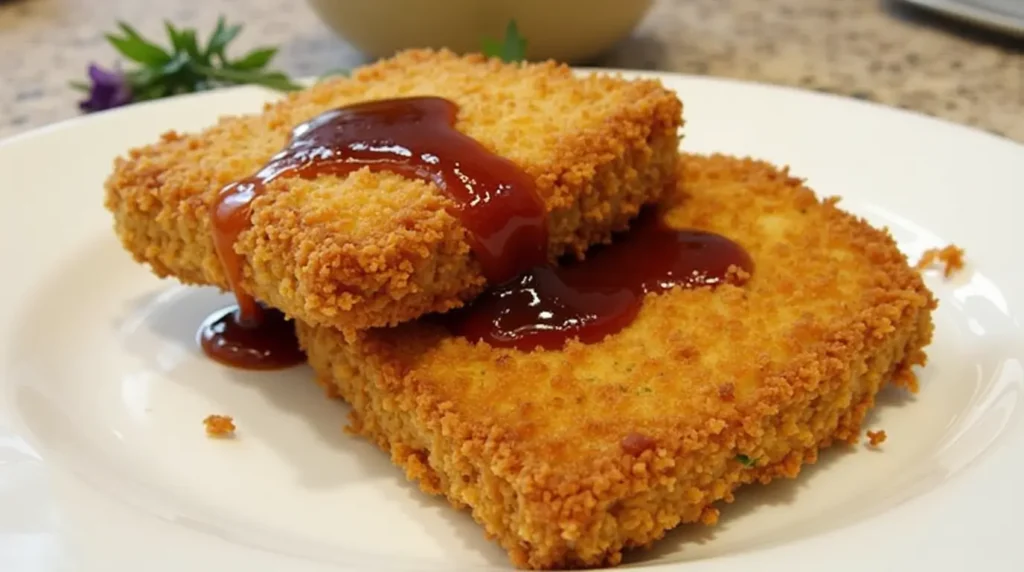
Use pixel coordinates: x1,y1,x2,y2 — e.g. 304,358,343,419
916,245,966,277
866,430,887,447
203,415,236,437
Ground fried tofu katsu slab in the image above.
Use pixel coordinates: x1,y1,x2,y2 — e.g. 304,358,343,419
296,154,936,569
105,49,682,332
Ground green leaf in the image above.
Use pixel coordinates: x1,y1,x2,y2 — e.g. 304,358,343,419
177,29,203,62
205,16,225,53
736,454,756,468
115,22,172,62
115,21,146,41
168,83,194,96
206,17,242,58
190,64,303,92
125,67,165,90
161,51,190,75
231,47,278,71
482,20,527,63
133,82,171,102
164,21,189,54
246,71,303,92
105,33,171,66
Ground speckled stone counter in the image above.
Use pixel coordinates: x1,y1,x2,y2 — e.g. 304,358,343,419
1,0,1021,141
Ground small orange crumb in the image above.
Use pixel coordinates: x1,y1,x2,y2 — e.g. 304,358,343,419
203,415,236,437
866,429,887,447
915,245,965,278
699,506,720,526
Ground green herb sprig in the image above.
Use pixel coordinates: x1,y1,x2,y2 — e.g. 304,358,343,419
482,20,528,63
73,17,301,110
75,17,529,112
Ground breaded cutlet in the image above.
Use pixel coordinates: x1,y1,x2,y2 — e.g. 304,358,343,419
104,49,682,332
296,154,936,569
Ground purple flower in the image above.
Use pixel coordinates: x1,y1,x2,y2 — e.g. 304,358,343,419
78,64,133,113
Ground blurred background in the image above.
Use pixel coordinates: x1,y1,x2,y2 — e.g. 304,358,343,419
0,0,1021,140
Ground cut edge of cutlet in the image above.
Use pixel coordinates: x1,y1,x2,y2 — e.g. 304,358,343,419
103,48,683,333
296,153,937,569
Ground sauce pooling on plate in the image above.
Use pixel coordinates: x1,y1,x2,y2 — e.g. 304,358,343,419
446,209,754,351
204,96,548,369
198,306,306,370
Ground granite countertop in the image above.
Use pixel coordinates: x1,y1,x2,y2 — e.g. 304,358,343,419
0,0,1021,141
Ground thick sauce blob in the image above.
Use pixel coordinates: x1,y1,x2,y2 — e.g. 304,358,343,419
203,96,548,369
447,210,754,351
198,306,306,370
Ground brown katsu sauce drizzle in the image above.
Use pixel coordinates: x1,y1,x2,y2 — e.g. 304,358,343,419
199,96,754,367
204,96,547,369
445,209,753,351
198,305,305,370
620,432,657,456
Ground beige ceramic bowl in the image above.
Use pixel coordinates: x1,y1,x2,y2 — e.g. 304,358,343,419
305,0,654,64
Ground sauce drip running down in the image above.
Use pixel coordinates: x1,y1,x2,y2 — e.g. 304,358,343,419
446,210,754,351
204,96,548,369
198,306,306,370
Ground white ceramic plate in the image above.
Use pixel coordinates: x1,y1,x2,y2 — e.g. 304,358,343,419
1,71,1023,572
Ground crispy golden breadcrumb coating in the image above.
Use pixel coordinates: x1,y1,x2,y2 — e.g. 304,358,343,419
866,429,887,447
203,414,236,437
296,154,937,569
916,245,965,278
104,49,682,332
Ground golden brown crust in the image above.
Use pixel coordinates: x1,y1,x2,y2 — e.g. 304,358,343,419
104,49,682,332
296,153,937,569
